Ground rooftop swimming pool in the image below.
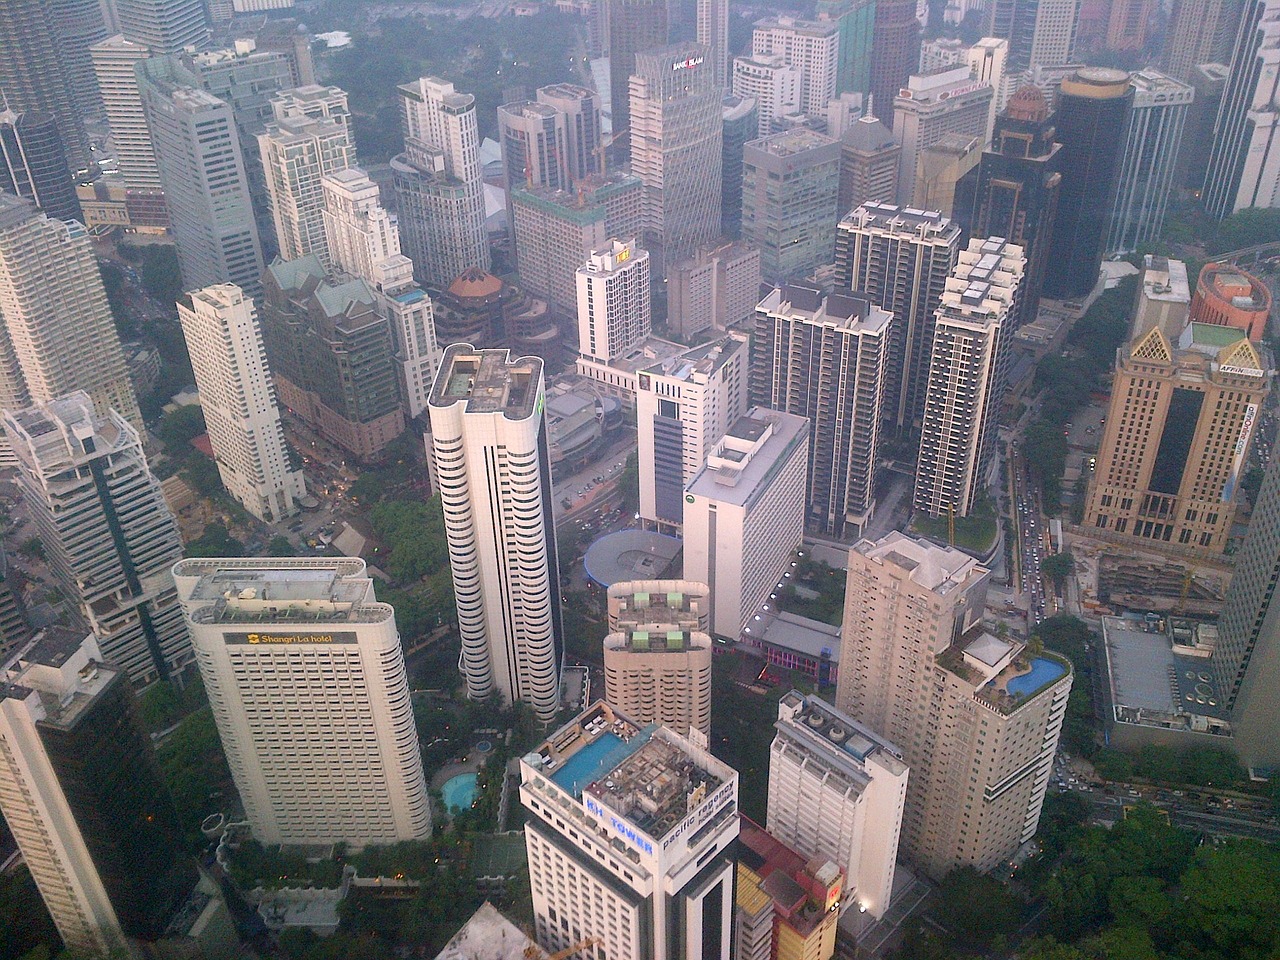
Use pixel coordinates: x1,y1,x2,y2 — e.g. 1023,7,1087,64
550,733,627,796
1006,657,1068,697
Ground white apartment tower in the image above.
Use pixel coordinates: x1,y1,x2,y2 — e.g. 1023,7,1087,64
752,17,841,118
914,237,1025,519
766,691,908,919
177,285,306,522
684,408,810,640
576,238,652,363
732,55,803,136
428,346,563,722
322,167,441,419
173,558,432,847
91,36,162,190
4,394,190,685
520,702,739,960
637,334,748,531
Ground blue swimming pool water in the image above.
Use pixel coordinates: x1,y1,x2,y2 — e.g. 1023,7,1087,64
442,773,478,812
1006,657,1067,697
551,733,625,795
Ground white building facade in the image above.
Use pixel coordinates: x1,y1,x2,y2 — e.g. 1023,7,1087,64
732,55,803,136
752,17,841,118
576,238,652,364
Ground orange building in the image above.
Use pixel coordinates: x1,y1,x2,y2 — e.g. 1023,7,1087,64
1190,263,1272,342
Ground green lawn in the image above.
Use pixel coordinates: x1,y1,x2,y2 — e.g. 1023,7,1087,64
911,497,998,553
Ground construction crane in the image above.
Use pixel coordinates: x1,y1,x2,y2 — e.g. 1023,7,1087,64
523,937,602,960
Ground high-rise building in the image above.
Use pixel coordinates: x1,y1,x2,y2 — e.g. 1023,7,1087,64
322,167,441,419
5,394,190,684
1107,69,1193,254
684,408,809,639
631,44,724,273
0,629,197,956
732,55,803,136
497,100,569,227
1131,255,1192,340
607,579,712,632
1190,262,1272,341
138,57,264,294
1201,0,1280,219
1107,0,1154,50
1082,322,1268,554
825,91,868,137
46,0,112,120
766,691,907,920
576,238,652,363
834,203,961,435
637,334,748,530
535,83,603,182
177,285,306,522
606,0,669,154
751,286,888,538
752,17,841,119
698,0,730,88
912,133,984,216
816,0,877,96
1178,62,1229,189
968,37,1010,137
0,195,140,432
667,240,761,340
920,37,969,72
428,345,563,722
1162,0,1242,81
721,93,758,238
836,532,1073,879
604,625,713,739
0,111,82,222
836,116,902,215
914,237,1025,519
173,558,432,847
984,0,1078,73
741,129,842,284
1043,68,1133,300
91,35,162,191
393,77,490,288
115,0,208,53
0,550,32,664
869,0,922,123
520,702,738,960
258,85,355,267
892,67,994,205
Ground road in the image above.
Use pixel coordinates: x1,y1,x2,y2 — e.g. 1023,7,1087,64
1009,440,1049,624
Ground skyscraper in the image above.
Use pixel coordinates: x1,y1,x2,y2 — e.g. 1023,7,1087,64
498,100,569,204
0,111,82,222
984,0,1078,73
698,0,730,88
836,116,902,215
667,241,761,340
258,85,356,267
1190,262,1271,340
536,83,603,181
5,394,190,684
630,44,723,272
1082,322,1268,554
1201,0,1280,220
892,67,994,205
0,629,197,956
393,77,490,288
606,0,669,150
576,238,652,363
428,345,563,722
46,0,112,119
732,55,803,136
834,203,961,435
1162,0,1243,81
914,237,1025,519
837,532,1072,879
91,35,163,191
752,286,889,537
870,0,921,123
115,0,208,54
0,195,140,431
604,625,713,739
173,558,432,846
817,0,877,96
178,285,306,522
520,702,738,960
752,17,842,119
721,93,758,238
1043,68,1133,300
1106,0,1153,50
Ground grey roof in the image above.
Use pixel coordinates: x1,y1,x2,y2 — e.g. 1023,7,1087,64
760,612,840,662
841,116,897,153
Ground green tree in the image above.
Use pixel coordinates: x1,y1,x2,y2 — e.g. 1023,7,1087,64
930,867,1024,949
1180,841,1280,958
368,498,448,583
17,537,44,562
1207,207,1280,254
156,404,206,454
1042,550,1076,593
183,523,246,558
0,867,59,960
268,534,295,556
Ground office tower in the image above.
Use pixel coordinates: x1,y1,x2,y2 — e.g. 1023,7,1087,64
260,255,405,460
576,238,652,363
765,691,907,920
604,625,712,739
177,285,306,522
91,36,162,192
258,85,355,267
921,37,969,72
1190,262,1271,340
1202,0,1280,219
174,558,432,846
630,44,723,272
826,91,868,137
816,0,876,96
913,134,984,216
606,0,669,149
837,532,1073,879
0,629,197,956
429,345,562,722
968,37,1010,137
952,85,1062,326
0,0,92,175
1107,69,1193,254
115,0,208,53
752,17,841,119
520,703,737,960
511,172,644,316
1107,0,1152,50
0,111,82,222
1211,454,1280,769
1084,323,1268,553
138,57,264,294
892,67,994,205
870,0,922,124
741,131,841,285
1028,0,1079,70
914,238,1024,520
721,93,758,238
5,394,189,684
1163,0,1242,81
735,817,844,960
668,240,761,339
536,83,603,181
607,579,712,631
322,167,441,419
837,117,901,215
637,334,748,529
393,77,490,288
1178,63,1228,189
47,0,112,120
698,0,730,88
751,288,888,537
1132,255,1191,340
733,55,803,136
497,100,569,219
0,195,140,430
1043,68,1133,300
834,203,961,435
